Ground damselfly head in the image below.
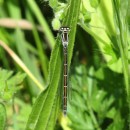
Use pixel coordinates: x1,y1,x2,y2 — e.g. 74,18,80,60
60,27,70,47
60,27,70,32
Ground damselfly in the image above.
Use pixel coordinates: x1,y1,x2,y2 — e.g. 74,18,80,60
60,27,70,116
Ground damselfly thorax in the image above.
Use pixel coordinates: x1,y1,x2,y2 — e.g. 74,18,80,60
60,27,70,116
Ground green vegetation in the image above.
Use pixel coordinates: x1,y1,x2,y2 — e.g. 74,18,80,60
0,0,130,130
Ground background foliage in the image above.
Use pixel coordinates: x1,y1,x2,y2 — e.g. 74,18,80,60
0,0,130,130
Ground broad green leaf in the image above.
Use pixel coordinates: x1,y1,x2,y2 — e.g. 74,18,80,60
25,0,81,130
0,103,6,130
80,0,123,73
